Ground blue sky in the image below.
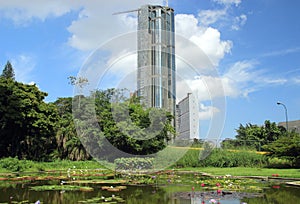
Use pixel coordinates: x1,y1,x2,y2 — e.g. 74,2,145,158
0,0,299,140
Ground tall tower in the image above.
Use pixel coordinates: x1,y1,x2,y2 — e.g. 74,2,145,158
137,5,176,121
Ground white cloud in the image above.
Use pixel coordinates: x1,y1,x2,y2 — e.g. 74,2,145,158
231,14,247,30
213,0,241,6
223,60,287,97
0,0,81,25
0,0,162,49
177,60,289,101
67,0,163,51
293,77,300,84
199,103,220,120
10,54,36,83
198,9,227,26
262,47,300,57
175,14,232,67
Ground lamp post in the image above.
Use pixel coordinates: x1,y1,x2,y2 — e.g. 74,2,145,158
277,101,288,131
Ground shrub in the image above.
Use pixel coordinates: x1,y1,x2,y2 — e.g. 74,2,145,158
0,157,33,172
173,148,268,168
266,157,293,168
114,157,154,171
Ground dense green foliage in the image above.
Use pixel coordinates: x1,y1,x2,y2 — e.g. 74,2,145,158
53,97,91,161
1,62,299,169
0,157,34,172
221,120,285,151
175,148,268,168
1,61,15,80
221,120,300,167
115,157,154,170
0,64,174,161
0,77,58,161
263,131,300,167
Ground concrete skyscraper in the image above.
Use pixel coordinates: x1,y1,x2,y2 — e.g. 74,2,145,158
137,5,176,120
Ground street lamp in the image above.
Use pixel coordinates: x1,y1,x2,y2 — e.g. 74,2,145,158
277,101,288,131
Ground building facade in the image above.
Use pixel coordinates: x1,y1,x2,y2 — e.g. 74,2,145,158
278,120,300,133
137,5,176,120
177,93,199,140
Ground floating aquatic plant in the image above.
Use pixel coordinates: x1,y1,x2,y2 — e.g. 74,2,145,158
30,185,93,192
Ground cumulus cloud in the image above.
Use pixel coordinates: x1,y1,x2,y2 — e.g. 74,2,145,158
175,14,232,67
0,0,162,49
66,0,163,51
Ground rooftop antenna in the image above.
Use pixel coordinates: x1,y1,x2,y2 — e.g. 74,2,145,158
166,0,169,7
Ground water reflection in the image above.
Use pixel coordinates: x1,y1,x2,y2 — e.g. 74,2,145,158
0,181,298,204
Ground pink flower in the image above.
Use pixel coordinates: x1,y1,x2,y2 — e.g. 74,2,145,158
209,198,217,203
192,186,195,191
201,183,205,187
217,189,222,194
216,183,221,187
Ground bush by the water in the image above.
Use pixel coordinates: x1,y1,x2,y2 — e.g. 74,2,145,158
115,157,154,171
0,157,33,172
175,149,268,168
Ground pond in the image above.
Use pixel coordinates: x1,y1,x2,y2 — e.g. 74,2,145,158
0,174,299,204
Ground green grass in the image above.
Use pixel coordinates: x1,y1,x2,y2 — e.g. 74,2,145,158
175,167,300,178
0,158,299,179
0,158,104,173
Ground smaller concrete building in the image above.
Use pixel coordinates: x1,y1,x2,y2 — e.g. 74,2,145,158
278,120,300,133
176,93,199,140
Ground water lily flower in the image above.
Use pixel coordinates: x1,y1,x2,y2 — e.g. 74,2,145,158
216,183,221,187
201,183,205,187
209,198,217,203
192,186,195,191
217,189,222,194
35,200,40,204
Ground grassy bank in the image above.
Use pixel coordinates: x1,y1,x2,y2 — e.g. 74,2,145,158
0,157,102,173
174,167,300,178
0,157,299,178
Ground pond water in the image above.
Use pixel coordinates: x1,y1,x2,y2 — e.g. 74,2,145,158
0,180,299,204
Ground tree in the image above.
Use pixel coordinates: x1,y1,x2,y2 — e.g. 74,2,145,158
227,120,286,151
53,97,91,161
72,88,175,161
68,76,89,108
0,77,58,161
1,61,15,80
263,131,300,167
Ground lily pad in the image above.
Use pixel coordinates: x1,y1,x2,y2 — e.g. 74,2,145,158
30,185,93,192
